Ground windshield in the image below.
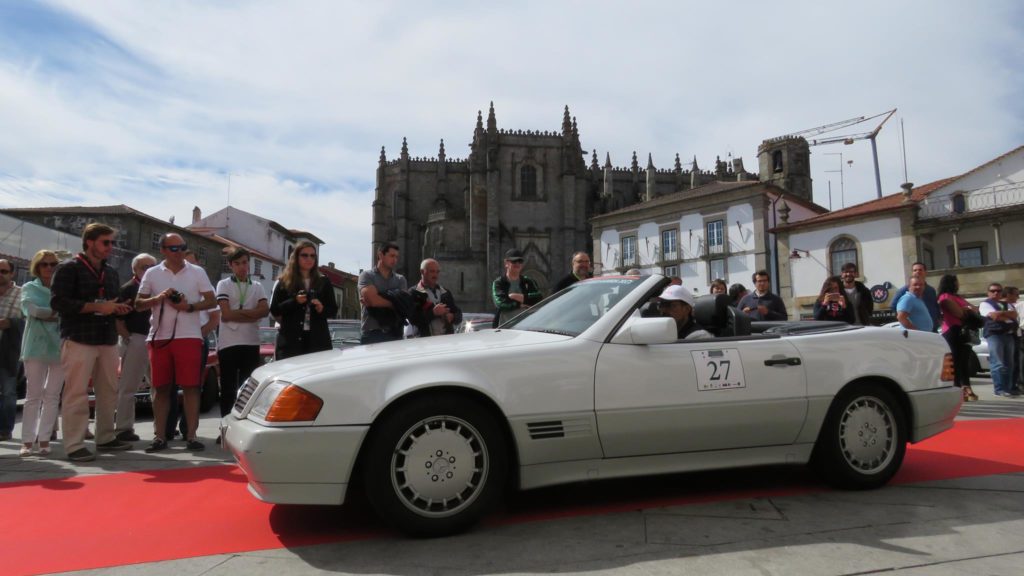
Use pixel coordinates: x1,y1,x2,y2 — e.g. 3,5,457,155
502,277,644,336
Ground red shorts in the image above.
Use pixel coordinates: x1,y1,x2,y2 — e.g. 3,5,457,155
148,339,203,388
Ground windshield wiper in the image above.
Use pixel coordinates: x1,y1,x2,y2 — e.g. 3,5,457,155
531,328,576,336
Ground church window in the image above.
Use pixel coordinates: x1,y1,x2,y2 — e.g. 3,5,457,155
520,165,538,199
772,150,784,173
829,237,858,275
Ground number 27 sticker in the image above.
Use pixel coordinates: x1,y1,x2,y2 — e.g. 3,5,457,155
691,349,746,391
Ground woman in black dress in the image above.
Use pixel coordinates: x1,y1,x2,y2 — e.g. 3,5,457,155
270,241,338,359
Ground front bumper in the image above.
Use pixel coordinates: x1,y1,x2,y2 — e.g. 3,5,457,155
221,416,369,505
907,385,962,443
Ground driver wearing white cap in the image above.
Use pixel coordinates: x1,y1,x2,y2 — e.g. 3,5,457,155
658,285,711,340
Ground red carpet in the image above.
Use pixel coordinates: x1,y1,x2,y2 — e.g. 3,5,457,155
3,418,1023,576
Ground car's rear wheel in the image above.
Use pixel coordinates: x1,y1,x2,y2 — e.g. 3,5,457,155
361,394,507,537
812,384,906,489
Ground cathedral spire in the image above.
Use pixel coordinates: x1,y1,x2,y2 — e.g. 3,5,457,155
604,152,612,169
647,153,654,170
401,137,409,160
631,151,639,173
591,149,599,170
562,105,572,136
379,146,387,165
674,153,682,173
572,116,578,139
476,110,484,132
438,139,446,162
487,101,497,134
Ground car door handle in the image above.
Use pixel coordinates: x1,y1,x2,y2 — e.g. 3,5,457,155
764,357,802,367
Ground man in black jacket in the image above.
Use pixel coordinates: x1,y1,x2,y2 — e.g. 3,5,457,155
492,249,543,327
552,252,592,293
840,262,875,326
409,258,462,337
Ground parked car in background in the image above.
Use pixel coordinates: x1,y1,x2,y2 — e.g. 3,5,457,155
224,276,961,537
971,336,989,373
259,326,278,363
327,319,361,349
456,312,495,333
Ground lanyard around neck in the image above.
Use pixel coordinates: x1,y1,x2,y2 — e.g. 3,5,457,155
76,254,105,299
233,276,250,309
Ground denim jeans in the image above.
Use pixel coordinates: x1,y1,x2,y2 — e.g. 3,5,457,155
0,365,16,435
986,333,1016,395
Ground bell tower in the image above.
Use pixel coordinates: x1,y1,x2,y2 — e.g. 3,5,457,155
757,136,813,202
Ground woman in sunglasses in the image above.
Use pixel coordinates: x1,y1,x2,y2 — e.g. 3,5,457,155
18,250,63,456
270,241,338,359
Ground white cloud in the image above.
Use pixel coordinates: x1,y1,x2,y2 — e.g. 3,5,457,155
1,0,1021,271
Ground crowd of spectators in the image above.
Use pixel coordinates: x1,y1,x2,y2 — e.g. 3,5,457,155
3,225,1022,461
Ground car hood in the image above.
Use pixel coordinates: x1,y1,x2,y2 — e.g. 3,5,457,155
250,328,572,383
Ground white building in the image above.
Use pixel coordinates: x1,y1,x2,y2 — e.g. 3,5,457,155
776,144,1024,319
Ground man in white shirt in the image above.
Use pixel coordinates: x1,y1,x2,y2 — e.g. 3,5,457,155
135,234,216,452
215,247,268,417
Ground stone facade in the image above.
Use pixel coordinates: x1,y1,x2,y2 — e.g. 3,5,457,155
372,103,795,312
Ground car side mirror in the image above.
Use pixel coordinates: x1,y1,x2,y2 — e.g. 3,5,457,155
611,317,677,345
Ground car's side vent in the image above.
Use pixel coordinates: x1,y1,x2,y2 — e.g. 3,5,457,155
233,377,259,414
527,421,565,439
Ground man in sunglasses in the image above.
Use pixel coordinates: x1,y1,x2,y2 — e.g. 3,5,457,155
980,283,1020,398
0,259,23,441
50,223,135,462
135,233,216,452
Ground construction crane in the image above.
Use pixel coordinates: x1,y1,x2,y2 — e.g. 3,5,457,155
776,109,897,200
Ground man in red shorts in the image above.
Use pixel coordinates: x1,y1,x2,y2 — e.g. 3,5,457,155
134,233,216,452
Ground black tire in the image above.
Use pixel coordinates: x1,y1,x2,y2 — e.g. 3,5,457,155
199,368,219,413
812,384,907,490
361,394,507,537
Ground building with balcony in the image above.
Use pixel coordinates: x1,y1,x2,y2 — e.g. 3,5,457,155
775,144,1024,319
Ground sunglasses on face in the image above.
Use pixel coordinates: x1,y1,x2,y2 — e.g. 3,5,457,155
988,288,1001,293
164,244,188,253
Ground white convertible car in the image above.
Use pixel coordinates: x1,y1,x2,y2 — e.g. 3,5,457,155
222,275,962,536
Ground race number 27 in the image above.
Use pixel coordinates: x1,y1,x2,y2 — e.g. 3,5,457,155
691,349,746,391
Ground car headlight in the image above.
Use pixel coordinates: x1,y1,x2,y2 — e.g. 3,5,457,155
248,380,323,422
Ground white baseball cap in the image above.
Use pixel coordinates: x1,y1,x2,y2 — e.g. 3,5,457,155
658,284,695,306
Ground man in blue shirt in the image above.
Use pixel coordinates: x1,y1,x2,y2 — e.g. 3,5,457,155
896,277,933,332
890,262,938,330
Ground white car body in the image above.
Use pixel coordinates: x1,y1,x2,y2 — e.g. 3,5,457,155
223,275,961,536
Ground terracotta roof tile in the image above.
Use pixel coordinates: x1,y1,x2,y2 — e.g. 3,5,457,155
774,177,956,230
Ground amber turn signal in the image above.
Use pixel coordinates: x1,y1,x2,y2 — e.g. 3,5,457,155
941,353,955,382
264,385,323,422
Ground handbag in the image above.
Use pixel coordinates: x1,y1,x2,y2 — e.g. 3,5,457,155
962,309,985,331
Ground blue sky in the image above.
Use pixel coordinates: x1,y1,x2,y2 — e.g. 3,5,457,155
1,0,1022,272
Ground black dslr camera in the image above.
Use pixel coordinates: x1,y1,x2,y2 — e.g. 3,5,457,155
167,290,183,304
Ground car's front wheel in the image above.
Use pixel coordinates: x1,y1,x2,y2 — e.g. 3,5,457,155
812,384,907,489
361,394,507,537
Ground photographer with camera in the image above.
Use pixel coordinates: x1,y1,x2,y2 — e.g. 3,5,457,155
134,233,216,453
813,276,855,323
270,241,337,359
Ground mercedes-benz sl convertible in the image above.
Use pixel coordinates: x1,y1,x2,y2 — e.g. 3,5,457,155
222,275,961,536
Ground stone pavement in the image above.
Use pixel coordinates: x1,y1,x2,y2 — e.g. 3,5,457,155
2,377,1023,576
